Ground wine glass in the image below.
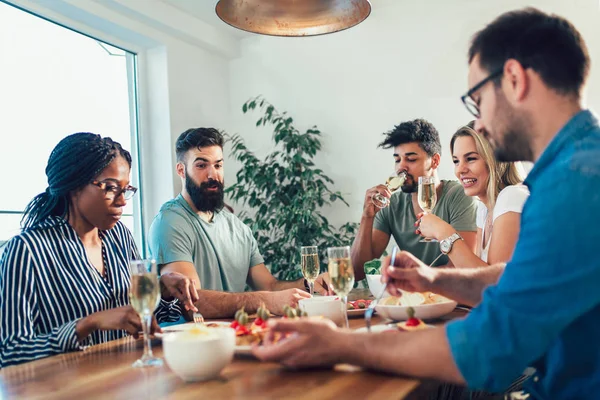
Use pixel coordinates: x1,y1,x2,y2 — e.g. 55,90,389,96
371,171,408,208
417,176,438,243
326,246,355,328
129,259,163,368
300,246,320,296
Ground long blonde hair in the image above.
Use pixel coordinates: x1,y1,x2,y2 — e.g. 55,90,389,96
450,124,523,210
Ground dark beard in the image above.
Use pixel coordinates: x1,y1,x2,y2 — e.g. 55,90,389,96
491,91,534,162
185,172,224,213
400,174,418,193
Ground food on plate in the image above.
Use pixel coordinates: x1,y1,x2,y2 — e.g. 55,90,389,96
380,291,448,306
347,299,372,310
396,307,429,331
207,304,307,347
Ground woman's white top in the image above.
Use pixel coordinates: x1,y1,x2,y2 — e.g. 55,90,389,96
476,184,530,263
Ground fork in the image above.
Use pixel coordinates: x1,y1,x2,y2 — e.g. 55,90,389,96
193,311,204,326
365,246,398,332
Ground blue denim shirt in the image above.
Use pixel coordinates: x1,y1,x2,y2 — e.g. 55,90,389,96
446,110,600,399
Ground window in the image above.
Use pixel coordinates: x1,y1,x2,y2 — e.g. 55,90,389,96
0,3,144,249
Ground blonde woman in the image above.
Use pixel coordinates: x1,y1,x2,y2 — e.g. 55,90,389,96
416,123,529,266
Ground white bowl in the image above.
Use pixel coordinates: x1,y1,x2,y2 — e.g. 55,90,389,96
163,327,235,382
375,299,457,321
299,296,345,327
366,274,390,298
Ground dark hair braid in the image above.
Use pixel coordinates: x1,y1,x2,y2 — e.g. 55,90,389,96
21,132,132,230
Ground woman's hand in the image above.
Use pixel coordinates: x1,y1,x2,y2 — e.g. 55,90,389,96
415,212,454,241
76,305,161,341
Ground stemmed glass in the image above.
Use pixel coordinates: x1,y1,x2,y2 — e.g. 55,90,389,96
129,259,163,368
326,246,355,328
300,246,320,296
371,171,408,208
418,176,438,242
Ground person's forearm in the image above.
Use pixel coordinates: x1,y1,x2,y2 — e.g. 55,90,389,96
432,263,505,307
340,328,465,384
351,216,377,281
75,315,97,341
270,279,304,291
192,290,270,319
445,240,489,269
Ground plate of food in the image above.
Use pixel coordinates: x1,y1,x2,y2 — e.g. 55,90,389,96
346,299,373,317
355,307,433,333
375,292,457,321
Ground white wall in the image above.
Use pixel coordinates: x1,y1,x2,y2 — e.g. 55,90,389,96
226,0,600,228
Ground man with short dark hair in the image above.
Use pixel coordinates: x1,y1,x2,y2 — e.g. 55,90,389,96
149,128,331,318
351,118,477,280
253,8,600,399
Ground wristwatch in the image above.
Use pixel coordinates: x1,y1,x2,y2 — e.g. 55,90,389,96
440,232,462,255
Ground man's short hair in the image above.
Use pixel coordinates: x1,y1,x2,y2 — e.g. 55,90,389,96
469,7,590,98
176,128,224,162
378,119,442,157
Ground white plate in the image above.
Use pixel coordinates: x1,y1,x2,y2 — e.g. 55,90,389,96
159,322,254,356
375,297,457,321
347,308,367,317
354,323,434,333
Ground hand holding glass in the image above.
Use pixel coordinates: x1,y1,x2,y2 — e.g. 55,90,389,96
371,171,407,208
418,176,438,243
129,259,162,367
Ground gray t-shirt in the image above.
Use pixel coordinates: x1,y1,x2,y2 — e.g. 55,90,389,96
373,180,477,266
148,195,264,292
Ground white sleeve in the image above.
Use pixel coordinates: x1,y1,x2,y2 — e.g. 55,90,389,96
476,200,487,229
492,185,530,222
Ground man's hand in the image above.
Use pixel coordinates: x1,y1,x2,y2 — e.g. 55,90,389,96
253,317,343,368
362,185,391,218
381,251,438,295
264,289,311,315
313,272,334,295
159,271,199,312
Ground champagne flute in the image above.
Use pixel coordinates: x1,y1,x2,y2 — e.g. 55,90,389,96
371,171,408,208
417,176,438,243
129,259,162,368
327,246,354,328
301,246,320,296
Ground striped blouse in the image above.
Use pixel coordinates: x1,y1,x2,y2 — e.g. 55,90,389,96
0,217,182,368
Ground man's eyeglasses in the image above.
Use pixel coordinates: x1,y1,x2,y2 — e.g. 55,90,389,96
91,180,138,200
461,68,503,118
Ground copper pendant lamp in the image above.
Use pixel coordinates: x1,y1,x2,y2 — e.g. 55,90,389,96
215,0,372,37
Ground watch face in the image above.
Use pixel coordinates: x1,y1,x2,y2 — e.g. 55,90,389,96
440,240,450,254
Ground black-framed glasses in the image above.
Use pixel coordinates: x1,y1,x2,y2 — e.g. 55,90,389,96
461,68,503,118
91,180,138,200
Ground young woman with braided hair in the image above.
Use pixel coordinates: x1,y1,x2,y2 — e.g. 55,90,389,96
0,132,190,367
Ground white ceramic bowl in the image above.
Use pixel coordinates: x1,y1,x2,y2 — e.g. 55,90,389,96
299,296,345,327
366,274,390,298
163,327,235,382
375,299,457,321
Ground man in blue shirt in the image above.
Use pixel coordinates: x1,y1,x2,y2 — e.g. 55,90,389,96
253,8,600,399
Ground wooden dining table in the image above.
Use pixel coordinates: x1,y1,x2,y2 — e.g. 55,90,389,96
0,289,466,400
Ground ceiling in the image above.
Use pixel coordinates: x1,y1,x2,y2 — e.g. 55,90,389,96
161,0,252,39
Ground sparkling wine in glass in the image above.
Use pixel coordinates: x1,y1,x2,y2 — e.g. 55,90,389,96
418,176,438,243
301,246,320,296
371,171,408,208
327,246,355,328
129,259,163,368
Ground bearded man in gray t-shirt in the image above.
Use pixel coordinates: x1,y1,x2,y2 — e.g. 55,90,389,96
352,119,478,281
149,128,331,319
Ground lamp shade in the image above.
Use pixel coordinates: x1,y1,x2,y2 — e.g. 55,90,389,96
215,0,372,37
